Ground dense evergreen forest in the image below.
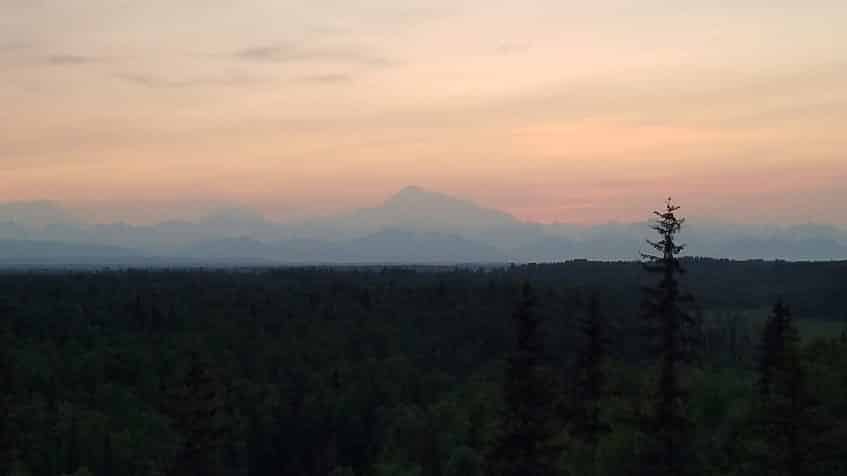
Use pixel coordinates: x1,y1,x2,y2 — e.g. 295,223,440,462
1,208,847,475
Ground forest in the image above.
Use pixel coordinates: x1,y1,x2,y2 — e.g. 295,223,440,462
1,205,846,476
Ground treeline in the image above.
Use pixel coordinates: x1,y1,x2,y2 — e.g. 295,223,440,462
486,201,847,476
0,206,846,475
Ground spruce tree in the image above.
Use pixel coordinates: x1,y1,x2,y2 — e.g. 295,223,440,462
638,198,698,476
486,283,558,476
132,295,148,333
0,302,15,476
167,353,225,476
0,351,11,476
757,300,798,402
570,296,611,476
754,300,813,476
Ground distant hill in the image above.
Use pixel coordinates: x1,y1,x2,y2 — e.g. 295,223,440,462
298,186,522,240
0,201,80,227
0,187,845,265
339,229,504,264
0,239,146,267
172,231,502,264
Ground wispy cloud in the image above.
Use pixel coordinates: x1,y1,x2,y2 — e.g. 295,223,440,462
46,54,102,66
115,72,267,89
305,25,352,37
232,42,394,68
359,4,455,28
496,42,532,55
1,42,30,53
292,74,354,84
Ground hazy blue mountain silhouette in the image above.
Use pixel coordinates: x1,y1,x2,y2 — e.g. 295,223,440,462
0,201,80,227
1,187,846,265
173,230,501,264
0,239,145,266
297,186,523,240
339,229,504,263
173,237,342,264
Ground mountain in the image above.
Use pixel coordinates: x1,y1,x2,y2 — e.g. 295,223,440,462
376,186,519,229
511,236,644,262
696,237,847,261
195,207,284,240
175,231,501,264
171,237,341,264
298,186,523,240
0,201,80,227
0,239,147,267
1,187,846,265
340,229,504,263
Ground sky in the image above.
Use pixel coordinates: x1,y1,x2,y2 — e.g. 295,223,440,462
1,0,846,225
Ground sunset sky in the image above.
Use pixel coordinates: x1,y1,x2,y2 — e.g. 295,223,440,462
2,1,846,225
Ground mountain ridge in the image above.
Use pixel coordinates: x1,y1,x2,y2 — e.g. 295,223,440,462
1,186,846,264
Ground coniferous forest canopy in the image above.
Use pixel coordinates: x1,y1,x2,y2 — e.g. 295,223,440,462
1,205,847,476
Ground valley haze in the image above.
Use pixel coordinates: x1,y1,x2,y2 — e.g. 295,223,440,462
1,186,845,266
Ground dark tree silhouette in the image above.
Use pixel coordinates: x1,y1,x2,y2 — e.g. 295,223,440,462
0,351,11,476
638,198,698,476
132,295,148,333
65,414,80,475
2,260,847,476
0,302,15,476
487,283,559,476
167,354,226,476
757,300,799,402
101,433,114,476
570,296,612,476
754,300,816,476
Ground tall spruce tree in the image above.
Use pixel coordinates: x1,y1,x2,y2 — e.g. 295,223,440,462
487,283,559,476
0,348,11,476
754,300,814,476
167,353,225,476
0,302,15,476
757,300,798,402
638,198,698,476
570,296,611,476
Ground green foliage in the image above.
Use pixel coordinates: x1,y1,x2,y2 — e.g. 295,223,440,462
749,301,833,476
567,296,612,476
487,284,560,476
638,199,699,476
0,258,844,476
374,462,422,476
330,466,356,476
60,468,92,476
445,446,482,476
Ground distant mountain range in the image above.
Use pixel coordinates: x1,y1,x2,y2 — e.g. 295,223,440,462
1,187,846,266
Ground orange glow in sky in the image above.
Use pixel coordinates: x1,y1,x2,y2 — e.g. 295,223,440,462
1,1,846,224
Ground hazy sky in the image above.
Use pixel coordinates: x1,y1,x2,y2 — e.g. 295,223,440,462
2,1,845,224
